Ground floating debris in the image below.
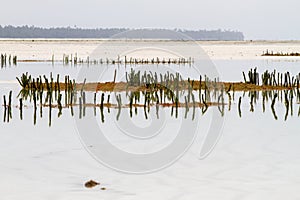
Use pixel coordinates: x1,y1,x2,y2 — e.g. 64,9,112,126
84,180,100,188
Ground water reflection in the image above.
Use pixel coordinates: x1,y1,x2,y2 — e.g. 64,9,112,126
2,86,299,127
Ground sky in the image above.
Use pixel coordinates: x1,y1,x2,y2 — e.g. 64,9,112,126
0,0,299,40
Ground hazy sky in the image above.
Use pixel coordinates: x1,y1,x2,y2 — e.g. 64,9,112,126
1,0,299,40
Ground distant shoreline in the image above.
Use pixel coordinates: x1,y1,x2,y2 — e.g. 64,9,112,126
0,38,300,44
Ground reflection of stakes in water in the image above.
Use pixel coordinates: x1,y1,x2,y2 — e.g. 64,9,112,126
33,91,37,125
116,94,122,121
12,88,300,126
290,89,294,116
156,101,159,119
175,98,178,118
19,98,23,120
33,103,37,125
57,93,62,117
70,105,74,117
39,91,43,118
94,93,97,116
191,93,196,120
79,97,82,119
284,91,289,121
250,92,254,112
238,96,242,118
70,89,74,106
227,92,232,111
171,106,174,117
100,105,105,123
107,94,111,113
8,91,12,121
271,93,278,120
82,92,86,117
134,92,138,115
262,91,266,113
100,93,105,123
70,90,75,117
184,96,189,119
218,93,225,116
201,94,208,114
3,95,7,122
129,93,133,118
100,93,105,110
147,92,150,113
144,104,148,120
143,93,148,119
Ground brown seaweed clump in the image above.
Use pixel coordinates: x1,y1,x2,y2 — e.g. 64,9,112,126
84,180,100,188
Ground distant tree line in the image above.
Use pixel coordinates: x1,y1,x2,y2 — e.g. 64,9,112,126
0,25,244,40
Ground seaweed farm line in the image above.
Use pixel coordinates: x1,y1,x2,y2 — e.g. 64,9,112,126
2,68,300,126
0,53,17,67
16,68,300,93
262,49,300,57
4,54,195,66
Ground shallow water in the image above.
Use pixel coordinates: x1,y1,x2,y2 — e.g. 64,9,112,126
1,59,300,82
0,60,300,199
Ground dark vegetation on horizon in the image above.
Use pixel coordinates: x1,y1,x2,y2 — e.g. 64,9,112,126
0,25,244,40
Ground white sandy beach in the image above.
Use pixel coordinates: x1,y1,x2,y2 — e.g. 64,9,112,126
1,40,300,60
